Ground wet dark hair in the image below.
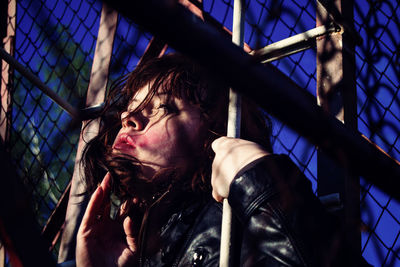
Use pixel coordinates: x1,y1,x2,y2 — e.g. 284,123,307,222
82,53,272,208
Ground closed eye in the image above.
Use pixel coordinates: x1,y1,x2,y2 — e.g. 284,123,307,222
158,103,179,114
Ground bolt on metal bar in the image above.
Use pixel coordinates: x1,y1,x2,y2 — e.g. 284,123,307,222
317,0,363,46
220,0,245,265
251,24,339,63
0,47,81,120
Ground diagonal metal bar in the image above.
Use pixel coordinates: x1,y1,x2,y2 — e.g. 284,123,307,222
103,0,400,201
0,47,81,120
41,182,71,249
252,24,339,63
138,36,168,65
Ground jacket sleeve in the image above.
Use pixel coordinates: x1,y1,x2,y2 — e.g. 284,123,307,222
227,154,363,267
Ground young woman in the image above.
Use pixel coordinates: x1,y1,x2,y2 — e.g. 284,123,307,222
74,54,366,266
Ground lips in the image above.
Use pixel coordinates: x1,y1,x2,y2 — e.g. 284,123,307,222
113,133,136,151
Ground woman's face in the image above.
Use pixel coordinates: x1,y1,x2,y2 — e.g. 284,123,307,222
113,83,205,179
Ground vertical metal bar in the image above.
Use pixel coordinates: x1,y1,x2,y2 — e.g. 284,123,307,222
1,1,15,265
0,241,4,267
58,3,118,262
1,0,16,143
220,0,244,266
316,0,360,263
180,0,252,53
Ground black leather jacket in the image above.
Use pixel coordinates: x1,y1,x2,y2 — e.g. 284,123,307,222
136,155,370,267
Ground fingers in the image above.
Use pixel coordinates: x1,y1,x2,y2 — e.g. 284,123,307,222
211,137,269,202
211,136,234,152
100,172,111,195
211,137,238,202
212,190,223,203
124,216,138,253
80,186,104,233
79,173,112,233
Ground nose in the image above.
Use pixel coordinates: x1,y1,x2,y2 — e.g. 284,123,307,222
121,111,144,130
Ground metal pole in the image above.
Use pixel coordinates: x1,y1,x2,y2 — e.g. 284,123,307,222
316,0,360,263
317,0,362,45
0,0,16,143
0,47,81,120
220,0,244,266
252,24,338,63
58,3,118,262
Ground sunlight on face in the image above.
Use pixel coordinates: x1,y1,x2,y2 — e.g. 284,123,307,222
113,83,205,179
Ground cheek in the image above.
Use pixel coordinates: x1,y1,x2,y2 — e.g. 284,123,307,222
137,126,168,148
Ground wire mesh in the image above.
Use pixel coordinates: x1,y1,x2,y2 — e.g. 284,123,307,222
203,1,400,265
203,0,320,192
354,1,400,266
1,0,399,266
108,16,153,82
4,0,102,259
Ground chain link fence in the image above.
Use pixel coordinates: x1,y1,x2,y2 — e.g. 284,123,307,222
1,0,399,266
2,0,102,258
355,1,400,265
11,0,97,224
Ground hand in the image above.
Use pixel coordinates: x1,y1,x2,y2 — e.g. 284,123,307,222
211,137,269,202
76,173,138,267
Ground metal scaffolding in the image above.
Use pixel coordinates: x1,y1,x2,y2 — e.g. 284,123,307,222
1,0,399,265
